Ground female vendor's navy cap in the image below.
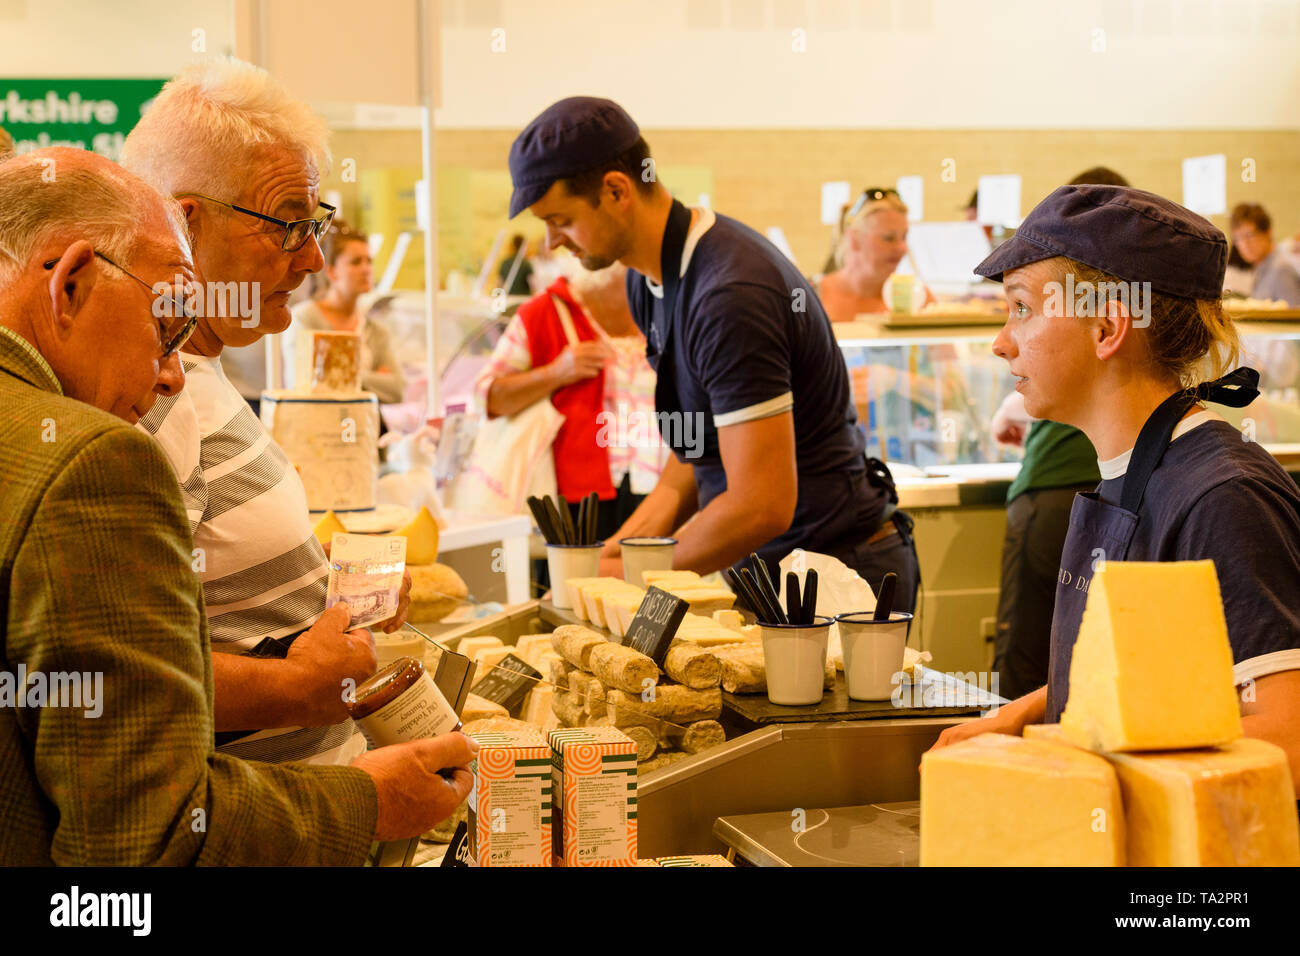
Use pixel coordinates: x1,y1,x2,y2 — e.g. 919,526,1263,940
974,185,1227,300
508,97,642,218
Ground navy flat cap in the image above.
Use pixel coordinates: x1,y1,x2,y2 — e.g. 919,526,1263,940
508,97,642,218
974,185,1227,300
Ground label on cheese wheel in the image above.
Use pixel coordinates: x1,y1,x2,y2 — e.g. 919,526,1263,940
356,669,460,747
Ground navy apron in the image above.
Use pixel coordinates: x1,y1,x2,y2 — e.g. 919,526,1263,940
1044,367,1261,721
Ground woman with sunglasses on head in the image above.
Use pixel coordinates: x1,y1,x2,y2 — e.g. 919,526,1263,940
928,184,1300,790
815,188,933,323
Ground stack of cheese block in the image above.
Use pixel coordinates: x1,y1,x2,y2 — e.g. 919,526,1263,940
921,561,1300,866
455,633,566,732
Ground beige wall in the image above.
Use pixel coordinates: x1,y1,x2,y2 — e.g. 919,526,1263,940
326,126,1300,278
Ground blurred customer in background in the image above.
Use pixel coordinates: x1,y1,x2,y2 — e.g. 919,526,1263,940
1229,203,1300,306
474,261,665,542
498,233,534,296
814,188,932,322
283,221,405,403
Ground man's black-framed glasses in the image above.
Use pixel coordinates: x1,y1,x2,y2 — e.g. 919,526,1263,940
179,193,336,252
846,187,901,222
44,250,198,358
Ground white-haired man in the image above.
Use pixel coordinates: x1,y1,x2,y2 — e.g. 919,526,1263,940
0,148,474,864
121,59,410,764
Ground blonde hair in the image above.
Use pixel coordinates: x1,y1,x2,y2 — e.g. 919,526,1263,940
0,148,185,285
834,194,908,270
1055,257,1240,387
120,57,331,200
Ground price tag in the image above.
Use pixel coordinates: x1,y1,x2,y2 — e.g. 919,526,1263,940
470,653,542,716
625,586,689,665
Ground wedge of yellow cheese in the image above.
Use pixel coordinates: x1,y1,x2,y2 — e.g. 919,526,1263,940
920,733,1125,866
601,590,647,639
1059,560,1242,753
663,586,736,616
642,569,701,587
570,578,638,629
1024,724,1300,866
562,577,604,622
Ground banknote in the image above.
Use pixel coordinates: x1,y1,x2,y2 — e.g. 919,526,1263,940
326,533,408,629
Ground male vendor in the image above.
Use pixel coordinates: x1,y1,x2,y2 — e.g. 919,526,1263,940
508,97,919,609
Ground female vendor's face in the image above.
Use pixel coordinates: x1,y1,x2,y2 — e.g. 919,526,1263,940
848,209,909,277
532,180,630,272
328,240,373,297
992,260,1099,424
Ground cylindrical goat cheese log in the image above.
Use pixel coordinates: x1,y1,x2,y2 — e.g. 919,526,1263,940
713,643,766,693
550,625,607,670
660,718,726,754
590,717,658,762
607,685,722,725
638,750,690,774
548,655,574,693
551,688,587,727
663,642,722,689
588,641,660,694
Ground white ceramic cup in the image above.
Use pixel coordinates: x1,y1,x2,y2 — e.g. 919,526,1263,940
836,611,914,701
619,536,677,586
760,616,833,706
546,543,603,610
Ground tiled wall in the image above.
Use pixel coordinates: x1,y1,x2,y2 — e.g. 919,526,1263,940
327,127,1300,282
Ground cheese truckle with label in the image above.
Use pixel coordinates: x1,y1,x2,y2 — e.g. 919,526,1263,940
1024,724,1300,866
1059,560,1242,752
920,734,1125,866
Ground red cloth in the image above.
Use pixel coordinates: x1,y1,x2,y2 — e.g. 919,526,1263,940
518,277,616,500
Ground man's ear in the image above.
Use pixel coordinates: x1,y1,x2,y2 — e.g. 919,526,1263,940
1095,293,1133,361
47,240,99,332
604,171,635,208
177,196,202,245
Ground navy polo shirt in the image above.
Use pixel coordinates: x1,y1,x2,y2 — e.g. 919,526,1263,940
625,208,884,564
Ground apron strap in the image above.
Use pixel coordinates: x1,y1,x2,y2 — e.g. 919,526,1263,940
1119,367,1261,514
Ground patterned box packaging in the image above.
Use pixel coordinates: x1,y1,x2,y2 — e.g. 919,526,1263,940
647,855,734,867
548,726,638,866
467,729,553,867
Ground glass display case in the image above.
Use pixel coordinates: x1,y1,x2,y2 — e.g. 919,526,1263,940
834,314,1300,471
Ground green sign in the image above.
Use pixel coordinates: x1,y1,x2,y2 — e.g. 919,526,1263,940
0,79,166,161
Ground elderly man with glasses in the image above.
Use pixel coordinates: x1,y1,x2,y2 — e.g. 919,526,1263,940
0,148,474,864
120,59,413,768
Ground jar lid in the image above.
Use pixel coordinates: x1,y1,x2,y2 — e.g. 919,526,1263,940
346,655,424,720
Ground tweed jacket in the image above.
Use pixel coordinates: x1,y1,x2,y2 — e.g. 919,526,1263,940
0,329,377,864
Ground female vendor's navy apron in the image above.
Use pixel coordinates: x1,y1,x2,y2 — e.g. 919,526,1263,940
1044,367,1261,722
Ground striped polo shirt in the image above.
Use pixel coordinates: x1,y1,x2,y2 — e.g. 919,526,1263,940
139,352,362,765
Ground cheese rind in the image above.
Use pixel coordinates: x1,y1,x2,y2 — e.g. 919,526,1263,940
1059,560,1242,752
1024,725,1300,866
920,734,1125,866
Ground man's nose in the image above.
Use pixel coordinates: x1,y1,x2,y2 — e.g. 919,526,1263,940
546,225,565,251
155,351,186,397
294,232,326,273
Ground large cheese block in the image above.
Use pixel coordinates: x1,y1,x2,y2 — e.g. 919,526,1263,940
1059,560,1242,752
457,636,503,663
663,586,736,616
573,578,640,629
603,591,646,639
642,569,701,588
563,577,604,622
920,734,1125,866
1025,724,1300,866
515,634,555,668
473,644,515,675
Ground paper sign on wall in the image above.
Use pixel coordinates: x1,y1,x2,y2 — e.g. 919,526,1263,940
977,175,1022,228
896,176,924,222
1182,154,1226,216
821,180,852,225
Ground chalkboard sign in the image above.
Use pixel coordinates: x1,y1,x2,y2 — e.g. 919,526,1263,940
626,586,689,665
440,821,472,867
470,653,542,716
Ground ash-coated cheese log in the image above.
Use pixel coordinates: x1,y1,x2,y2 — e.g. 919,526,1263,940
587,641,660,694
660,719,726,754
663,642,722,689
550,624,607,670
569,672,608,718
607,685,722,724
589,718,658,762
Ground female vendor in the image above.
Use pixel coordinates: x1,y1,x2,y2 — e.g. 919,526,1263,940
930,184,1300,788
